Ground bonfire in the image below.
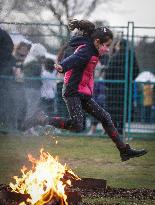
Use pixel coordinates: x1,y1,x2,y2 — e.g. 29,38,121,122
9,149,80,205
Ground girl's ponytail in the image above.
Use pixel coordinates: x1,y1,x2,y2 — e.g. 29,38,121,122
68,19,95,36
68,19,80,31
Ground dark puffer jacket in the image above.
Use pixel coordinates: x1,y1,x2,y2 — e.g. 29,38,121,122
60,36,99,97
0,27,14,69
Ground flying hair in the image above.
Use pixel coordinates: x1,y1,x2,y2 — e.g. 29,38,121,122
68,19,95,36
68,19,113,43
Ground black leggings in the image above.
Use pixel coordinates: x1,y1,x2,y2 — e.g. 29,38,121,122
50,96,120,140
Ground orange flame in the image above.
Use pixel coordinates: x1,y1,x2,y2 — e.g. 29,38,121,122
9,149,80,205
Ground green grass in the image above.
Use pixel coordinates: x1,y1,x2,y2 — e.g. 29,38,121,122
0,133,155,204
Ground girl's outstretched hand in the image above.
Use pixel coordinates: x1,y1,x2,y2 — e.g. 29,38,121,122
54,64,63,73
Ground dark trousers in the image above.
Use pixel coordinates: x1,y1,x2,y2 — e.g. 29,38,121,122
49,96,124,148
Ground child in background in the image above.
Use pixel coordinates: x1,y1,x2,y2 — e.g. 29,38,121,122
87,68,106,135
143,83,153,123
40,58,57,118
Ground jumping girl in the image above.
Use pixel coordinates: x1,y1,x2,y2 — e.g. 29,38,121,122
24,19,147,161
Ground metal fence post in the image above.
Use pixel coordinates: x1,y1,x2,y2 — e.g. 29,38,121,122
123,22,130,140
128,22,135,139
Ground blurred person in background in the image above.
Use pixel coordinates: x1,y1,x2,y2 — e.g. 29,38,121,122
150,85,155,123
142,82,153,123
56,43,72,120
24,43,47,120
37,57,57,135
105,39,139,135
0,27,14,70
0,27,14,133
12,41,31,131
40,57,57,118
87,68,106,135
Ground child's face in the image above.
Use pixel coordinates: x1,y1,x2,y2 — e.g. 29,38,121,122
94,38,112,56
14,45,29,63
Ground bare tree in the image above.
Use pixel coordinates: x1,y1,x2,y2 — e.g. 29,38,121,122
36,0,117,36
0,0,118,31
0,0,119,47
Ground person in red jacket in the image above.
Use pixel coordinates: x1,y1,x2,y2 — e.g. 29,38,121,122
23,19,147,162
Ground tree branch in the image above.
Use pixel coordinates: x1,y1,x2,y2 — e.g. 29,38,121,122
47,0,64,25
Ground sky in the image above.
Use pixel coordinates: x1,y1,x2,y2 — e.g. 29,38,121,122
90,0,155,36
6,0,154,37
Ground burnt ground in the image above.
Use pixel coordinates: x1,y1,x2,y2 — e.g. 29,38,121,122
80,186,155,205
0,178,155,205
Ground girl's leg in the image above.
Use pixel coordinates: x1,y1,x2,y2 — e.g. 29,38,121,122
82,97,147,161
48,96,84,132
82,97,125,149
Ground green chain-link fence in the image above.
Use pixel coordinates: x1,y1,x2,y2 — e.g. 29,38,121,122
0,21,154,138
126,23,155,139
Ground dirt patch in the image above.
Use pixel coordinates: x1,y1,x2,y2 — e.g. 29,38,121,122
72,178,155,201
0,178,155,205
80,186,155,200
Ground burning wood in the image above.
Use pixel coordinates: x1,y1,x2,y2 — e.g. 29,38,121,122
1,180,154,204
8,149,80,205
0,184,81,205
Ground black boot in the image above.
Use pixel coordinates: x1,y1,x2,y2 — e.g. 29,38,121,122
120,144,148,162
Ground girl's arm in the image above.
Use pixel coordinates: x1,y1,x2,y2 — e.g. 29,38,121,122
55,45,92,73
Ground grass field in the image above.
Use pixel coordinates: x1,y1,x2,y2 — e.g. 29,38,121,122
0,133,155,204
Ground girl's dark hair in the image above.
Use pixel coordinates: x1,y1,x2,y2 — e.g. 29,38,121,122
68,19,113,43
68,19,95,36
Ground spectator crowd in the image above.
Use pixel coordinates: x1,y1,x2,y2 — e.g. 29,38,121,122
0,27,155,135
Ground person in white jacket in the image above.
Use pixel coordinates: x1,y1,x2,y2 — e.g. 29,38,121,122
40,58,57,117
